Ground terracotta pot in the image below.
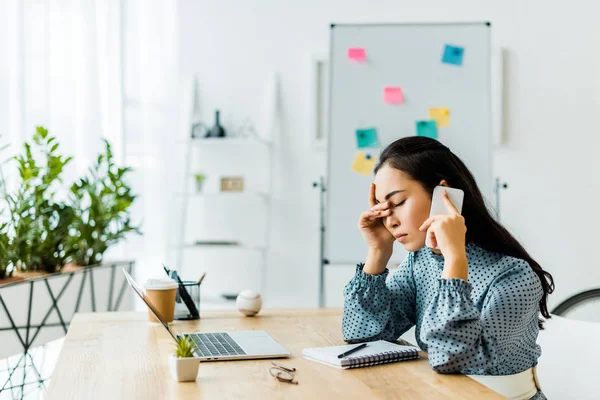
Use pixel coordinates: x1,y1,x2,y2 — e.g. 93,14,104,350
0,275,26,286
61,264,85,272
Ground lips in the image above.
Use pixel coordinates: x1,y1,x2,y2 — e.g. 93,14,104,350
395,234,408,242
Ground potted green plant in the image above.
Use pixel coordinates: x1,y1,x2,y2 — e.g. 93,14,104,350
2,126,74,274
168,335,200,382
67,139,141,266
194,173,206,193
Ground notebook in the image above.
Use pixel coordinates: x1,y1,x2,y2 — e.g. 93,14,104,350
302,340,420,370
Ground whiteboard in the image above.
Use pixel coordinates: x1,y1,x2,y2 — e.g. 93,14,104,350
326,23,492,265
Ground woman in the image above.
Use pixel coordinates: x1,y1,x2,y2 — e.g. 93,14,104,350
342,137,554,400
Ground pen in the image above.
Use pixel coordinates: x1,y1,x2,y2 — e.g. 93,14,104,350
162,263,199,318
197,272,206,284
337,343,368,359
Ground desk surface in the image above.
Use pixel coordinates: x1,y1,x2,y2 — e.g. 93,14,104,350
47,309,502,399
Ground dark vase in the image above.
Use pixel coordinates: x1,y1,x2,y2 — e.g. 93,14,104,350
205,110,226,138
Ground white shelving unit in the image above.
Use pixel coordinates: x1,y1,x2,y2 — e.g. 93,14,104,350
174,134,273,308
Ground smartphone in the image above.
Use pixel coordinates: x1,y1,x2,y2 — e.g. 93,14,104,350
425,186,465,249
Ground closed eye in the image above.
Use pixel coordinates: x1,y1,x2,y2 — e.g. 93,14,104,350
394,200,406,207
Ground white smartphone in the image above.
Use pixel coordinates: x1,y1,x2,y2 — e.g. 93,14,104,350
425,186,465,249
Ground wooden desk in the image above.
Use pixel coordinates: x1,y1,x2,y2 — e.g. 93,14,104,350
47,309,502,399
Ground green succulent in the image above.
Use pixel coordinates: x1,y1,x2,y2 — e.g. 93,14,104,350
174,335,197,358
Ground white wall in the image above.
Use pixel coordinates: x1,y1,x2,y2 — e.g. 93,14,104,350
177,0,600,310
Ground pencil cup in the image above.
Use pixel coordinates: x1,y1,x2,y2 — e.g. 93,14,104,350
174,281,201,320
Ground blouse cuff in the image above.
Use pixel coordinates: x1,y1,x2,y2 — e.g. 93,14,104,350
353,263,389,285
438,277,472,296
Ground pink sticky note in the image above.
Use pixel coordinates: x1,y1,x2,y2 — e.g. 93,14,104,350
384,87,404,104
348,48,366,61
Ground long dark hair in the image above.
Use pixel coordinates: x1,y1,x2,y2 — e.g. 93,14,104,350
375,137,554,328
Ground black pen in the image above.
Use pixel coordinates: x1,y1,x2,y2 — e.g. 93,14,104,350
337,343,368,359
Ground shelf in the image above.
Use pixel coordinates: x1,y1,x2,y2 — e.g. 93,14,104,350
175,192,269,200
180,136,271,147
178,243,266,251
200,296,238,311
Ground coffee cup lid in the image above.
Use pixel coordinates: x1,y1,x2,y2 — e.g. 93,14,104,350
144,278,178,290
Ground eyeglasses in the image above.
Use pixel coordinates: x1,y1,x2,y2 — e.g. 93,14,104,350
269,361,298,384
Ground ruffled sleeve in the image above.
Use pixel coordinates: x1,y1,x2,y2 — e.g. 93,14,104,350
342,254,417,343
420,259,543,375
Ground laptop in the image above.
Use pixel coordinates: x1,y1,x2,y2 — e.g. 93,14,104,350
123,269,291,361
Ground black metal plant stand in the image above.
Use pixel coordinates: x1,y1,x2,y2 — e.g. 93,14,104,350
0,261,134,398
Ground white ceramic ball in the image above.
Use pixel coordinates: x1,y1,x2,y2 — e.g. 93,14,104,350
236,290,262,316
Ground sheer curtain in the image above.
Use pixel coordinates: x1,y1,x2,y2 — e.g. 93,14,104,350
0,0,179,286
0,0,123,178
122,0,180,287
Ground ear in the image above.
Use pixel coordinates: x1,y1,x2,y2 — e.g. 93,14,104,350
439,179,449,187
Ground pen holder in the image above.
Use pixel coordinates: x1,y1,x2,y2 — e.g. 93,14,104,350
174,281,201,320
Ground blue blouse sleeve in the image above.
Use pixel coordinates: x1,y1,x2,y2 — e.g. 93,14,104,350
342,254,417,342
420,259,543,375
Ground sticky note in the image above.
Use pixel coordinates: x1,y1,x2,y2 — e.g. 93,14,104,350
355,128,379,148
351,151,376,176
384,87,404,104
416,120,438,139
348,48,366,61
429,107,450,127
442,45,464,66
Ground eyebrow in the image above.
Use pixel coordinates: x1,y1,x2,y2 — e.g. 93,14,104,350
375,190,405,203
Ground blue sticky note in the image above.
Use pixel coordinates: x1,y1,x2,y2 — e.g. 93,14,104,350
416,120,438,139
442,44,464,66
355,128,380,148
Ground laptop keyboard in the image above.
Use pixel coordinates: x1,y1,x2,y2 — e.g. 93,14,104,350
184,332,247,357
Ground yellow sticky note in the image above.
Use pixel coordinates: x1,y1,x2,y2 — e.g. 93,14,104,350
352,151,376,176
429,107,450,127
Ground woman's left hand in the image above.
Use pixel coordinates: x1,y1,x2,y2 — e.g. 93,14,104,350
418,189,467,261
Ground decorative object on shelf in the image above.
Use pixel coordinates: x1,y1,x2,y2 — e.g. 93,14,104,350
220,176,244,192
194,173,206,192
236,289,262,316
169,335,200,382
205,109,226,138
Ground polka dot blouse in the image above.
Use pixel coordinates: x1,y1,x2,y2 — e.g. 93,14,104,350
343,242,546,399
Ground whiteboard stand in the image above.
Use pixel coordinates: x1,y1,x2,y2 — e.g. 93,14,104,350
312,176,328,307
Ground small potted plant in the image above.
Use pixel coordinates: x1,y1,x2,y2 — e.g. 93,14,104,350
194,173,206,193
168,335,200,382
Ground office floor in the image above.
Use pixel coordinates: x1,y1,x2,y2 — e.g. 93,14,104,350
0,338,64,400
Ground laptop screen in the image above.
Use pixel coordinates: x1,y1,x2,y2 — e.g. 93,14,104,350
122,269,177,341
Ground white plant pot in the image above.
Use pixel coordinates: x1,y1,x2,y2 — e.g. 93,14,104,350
168,354,200,382
195,180,204,193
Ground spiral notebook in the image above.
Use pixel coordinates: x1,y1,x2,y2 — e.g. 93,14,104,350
302,340,419,370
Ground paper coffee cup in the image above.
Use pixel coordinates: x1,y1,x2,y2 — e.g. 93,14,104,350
144,278,178,323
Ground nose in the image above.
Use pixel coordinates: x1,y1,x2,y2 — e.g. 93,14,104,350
385,213,400,230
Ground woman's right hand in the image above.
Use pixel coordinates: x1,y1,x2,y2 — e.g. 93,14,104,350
358,183,395,254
